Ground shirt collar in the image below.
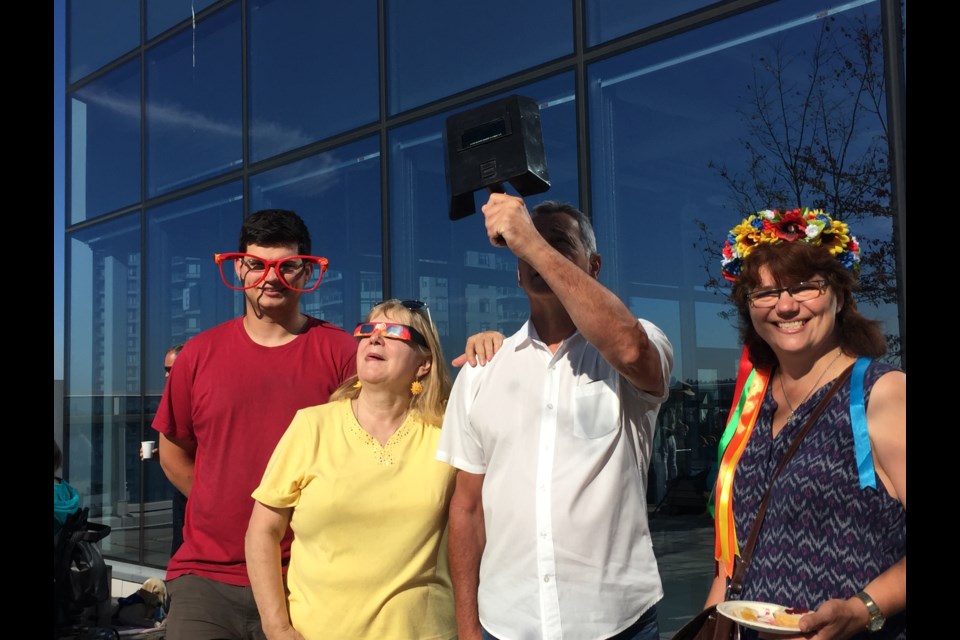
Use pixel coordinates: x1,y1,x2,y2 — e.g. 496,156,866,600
514,318,583,355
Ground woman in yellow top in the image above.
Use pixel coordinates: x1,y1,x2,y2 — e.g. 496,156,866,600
246,299,456,640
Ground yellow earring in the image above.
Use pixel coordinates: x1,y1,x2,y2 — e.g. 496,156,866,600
353,380,362,389
410,379,424,396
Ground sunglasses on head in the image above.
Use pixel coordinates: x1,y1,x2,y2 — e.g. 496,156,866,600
376,299,432,324
353,321,428,348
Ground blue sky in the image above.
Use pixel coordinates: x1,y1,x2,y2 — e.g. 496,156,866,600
54,0,65,380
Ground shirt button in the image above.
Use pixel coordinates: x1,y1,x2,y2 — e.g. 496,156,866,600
543,575,550,583
547,403,554,410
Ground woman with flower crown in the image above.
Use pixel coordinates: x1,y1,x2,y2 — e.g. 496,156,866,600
703,209,905,639
245,299,457,640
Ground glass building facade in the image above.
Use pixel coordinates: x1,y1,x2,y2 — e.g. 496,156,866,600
62,0,906,624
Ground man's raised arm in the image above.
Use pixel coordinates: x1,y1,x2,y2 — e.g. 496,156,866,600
480,193,666,394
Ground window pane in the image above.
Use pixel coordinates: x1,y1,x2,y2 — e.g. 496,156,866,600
389,73,578,364
249,136,383,329
69,215,141,397
587,0,896,583
70,59,141,223
146,2,242,197
68,0,139,83
146,182,244,397
248,0,379,162
137,183,243,567
147,0,219,39
386,0,573,114
67,213,141,563
585,0,720,46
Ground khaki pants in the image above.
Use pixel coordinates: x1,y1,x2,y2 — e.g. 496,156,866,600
166,575,267,640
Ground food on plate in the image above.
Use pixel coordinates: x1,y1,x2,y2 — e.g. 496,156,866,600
739,606,776,624
721,601,815,631
774,608,810,628
773,611,803,627
734,604,809,628
737,607,758,622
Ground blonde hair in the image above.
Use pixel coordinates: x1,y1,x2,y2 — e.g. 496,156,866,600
329,300,452,426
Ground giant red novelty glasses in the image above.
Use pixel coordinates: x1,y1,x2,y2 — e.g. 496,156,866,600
214,253,329,292
353,322,427,348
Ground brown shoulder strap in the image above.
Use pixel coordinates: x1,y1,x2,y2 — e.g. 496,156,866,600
729,362,855,595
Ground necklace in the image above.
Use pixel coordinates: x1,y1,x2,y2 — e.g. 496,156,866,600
779,348,843,414
352,397,410,445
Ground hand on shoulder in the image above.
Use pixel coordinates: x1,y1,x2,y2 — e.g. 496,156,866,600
452,331,506,368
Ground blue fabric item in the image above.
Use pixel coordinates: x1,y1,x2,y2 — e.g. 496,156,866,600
607,605,659,640
54,479,81,534
117,592,145,607
850,357,876,489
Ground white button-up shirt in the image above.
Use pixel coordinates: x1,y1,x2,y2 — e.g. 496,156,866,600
437,319,673,640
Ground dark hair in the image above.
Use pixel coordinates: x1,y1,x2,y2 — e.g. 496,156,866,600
238,209,312,256
54,439,63,473
531,201,597,256
168,343,186,356
731,241,887,370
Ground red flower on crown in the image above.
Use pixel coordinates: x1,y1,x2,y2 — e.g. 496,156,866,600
765,208,807,242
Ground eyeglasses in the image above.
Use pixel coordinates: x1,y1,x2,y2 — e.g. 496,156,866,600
164,366,172,374
376,299,432,324
354,321,428,348
214,253,329,292
747,280,828,308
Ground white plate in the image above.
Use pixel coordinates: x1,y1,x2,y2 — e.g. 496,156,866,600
716,600,808,635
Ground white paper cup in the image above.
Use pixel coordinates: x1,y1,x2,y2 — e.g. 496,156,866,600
141,441,156,459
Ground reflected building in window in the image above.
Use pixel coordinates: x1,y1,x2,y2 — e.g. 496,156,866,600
169,256,204,344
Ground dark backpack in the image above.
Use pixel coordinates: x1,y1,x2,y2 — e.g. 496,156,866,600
54,507,112,629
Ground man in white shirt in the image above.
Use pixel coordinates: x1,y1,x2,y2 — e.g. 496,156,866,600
437,194,674,640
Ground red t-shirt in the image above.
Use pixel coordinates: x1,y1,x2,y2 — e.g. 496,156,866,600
153,316,358,586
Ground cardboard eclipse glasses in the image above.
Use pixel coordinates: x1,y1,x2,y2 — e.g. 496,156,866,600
353,322,427,348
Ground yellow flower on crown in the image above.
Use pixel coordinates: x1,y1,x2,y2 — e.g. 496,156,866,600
819,219,854,256
730,218,763,253
720,207,860,282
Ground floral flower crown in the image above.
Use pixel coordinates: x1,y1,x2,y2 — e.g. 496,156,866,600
720,207,860,282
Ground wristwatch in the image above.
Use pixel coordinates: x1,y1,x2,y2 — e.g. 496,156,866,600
854,591,885,632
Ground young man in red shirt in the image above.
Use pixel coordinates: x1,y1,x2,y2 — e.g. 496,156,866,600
154,209,358,639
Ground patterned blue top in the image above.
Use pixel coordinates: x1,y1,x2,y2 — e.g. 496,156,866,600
731,360,906,639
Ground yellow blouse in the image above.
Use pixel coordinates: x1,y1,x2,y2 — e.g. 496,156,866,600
253,399,457,640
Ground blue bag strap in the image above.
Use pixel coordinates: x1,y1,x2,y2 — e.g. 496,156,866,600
850,357,876,489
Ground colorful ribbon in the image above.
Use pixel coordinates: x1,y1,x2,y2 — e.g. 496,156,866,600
713,350,771,579
707,346,755,520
